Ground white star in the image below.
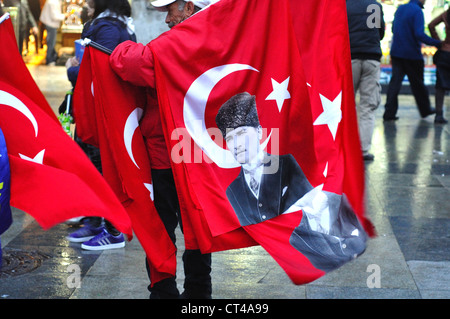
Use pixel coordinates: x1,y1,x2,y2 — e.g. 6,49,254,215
265,77,291,112
19,149,45,164
313,92,342,140
144,183,154,201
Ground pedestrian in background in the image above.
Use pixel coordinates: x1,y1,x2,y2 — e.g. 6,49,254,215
429,8,450,124
383,0,441,121
347,0,385,161
3,0,39,56
39,0,67,65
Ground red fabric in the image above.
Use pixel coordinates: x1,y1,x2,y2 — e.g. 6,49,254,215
110,41,156,88
149,0,374,284
73,48,99,147
0,17,133,235
0,17,57,123
107,43,171,169
140,89,171,169
76,47,177,284
290,0,375,236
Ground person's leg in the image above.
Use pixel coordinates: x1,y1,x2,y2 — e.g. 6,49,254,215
181,249,212,299
383,57,405,120
357,59,381,159
351,59,362,94
45,26,57,65
404,59,435,118
434,87,448,123
104,220,121,236
146,169,180,299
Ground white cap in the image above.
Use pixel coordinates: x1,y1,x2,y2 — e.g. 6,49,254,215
151,0,215,10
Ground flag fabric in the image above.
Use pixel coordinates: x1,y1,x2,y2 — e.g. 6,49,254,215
0,15,133,237
289,0,374,234
147,0,374,284
0,13,57,123
72,45,99,148
73,47,178,283
0,127,12,236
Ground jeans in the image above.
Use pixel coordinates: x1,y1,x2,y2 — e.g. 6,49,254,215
44,25,57,64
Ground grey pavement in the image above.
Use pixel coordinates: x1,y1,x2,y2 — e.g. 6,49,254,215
0,65,449,300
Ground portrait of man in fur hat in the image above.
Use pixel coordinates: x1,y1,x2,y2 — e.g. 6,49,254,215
215,93,368,272
215,92,314,226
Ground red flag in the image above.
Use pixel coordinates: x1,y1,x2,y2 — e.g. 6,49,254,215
290,0,374,235
74,47,178,283
72,45,99,147
0,15,132,237
148,0,374,284
0,14,57,122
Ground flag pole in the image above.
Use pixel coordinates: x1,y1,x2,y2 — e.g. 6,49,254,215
0,13,10,25
83,38,113,55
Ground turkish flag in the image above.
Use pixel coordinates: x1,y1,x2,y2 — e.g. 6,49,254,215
0,14,57,123
290,0,374,234
148,0,374,284
73,46,99,147
0,15,133,237
74,47,179,283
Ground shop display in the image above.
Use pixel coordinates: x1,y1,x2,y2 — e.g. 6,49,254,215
61,0,85,48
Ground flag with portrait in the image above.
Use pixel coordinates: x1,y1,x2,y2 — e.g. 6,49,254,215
148,0,375,284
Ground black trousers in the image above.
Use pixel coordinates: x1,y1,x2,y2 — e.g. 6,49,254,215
384,57,434,119
146,169,212,299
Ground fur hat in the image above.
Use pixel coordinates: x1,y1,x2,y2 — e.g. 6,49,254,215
215,92,260,137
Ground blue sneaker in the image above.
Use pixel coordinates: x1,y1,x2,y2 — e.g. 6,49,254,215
81,229,125,251
67,224,104,243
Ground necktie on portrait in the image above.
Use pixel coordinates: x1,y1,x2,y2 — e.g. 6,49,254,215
243,168,260,196
249,175,259,195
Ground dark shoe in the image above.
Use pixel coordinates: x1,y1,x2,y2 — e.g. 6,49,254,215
148,277,179,299
180,291,212,299
383,116,399,122
363,153,374,161
434,116,448,124
422,108,436,118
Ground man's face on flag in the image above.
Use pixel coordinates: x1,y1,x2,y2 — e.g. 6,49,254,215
225,126,262,165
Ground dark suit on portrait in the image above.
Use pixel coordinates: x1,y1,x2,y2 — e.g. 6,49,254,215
226,153,313,227
226,152,368,273
289,193,368,272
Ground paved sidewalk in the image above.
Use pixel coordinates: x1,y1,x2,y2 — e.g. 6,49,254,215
0,65,449,299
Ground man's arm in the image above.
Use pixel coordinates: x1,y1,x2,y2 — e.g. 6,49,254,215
413,9,441,47
110,41,156,88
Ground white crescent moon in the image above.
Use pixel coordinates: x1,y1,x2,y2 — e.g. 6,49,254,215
124,107,143,169
183,64,271,169
0,90,38,137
